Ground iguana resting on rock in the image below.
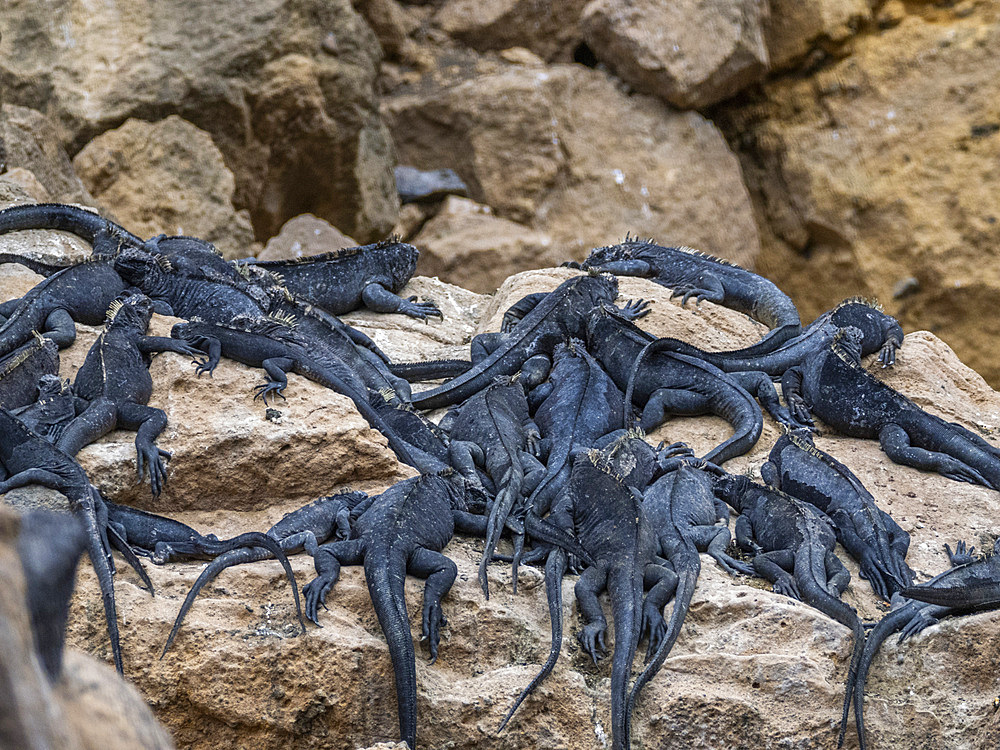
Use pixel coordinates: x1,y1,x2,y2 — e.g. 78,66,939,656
411,272,620,410
0,334,59,410
782,326,1000,489
569,237,801,354
16,509,87,681
711,469,865,742
171,316,420,468
503,435,671,750
162,491,364,656
245,238,442,320
762,428,913,600
303,471,473,749
843,540,1000,750
57,294,201,497
12,374,82,443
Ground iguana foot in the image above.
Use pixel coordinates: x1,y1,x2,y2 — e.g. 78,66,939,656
879,339,900,368
946,541,976,566
641,602,667,656
253,382,287,405
303,576,335,625
399,296,443,320
786,392,812,427
577,623,608,664
935,458,992,487
561,260,585,270
421,600,447,665
193,358,217,377
772,575,800,600
619,298,651,320
899,608,938,642
137,444,170,497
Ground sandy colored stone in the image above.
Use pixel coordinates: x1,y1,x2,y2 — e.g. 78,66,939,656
764,0,870,70
412,196,555,293
258,214,357,262
719,3,1000,386
73,116,254,259
384,63,760,284
0,104,93,205
581,0,770,109
0,0,397,242
1,168,52,203
353,0,419,60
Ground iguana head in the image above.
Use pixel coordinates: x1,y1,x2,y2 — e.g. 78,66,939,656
830,299,904,356
104,293,154,331
370,237,419,293
582,234,654,268
114,248,169,286
35,374,68,399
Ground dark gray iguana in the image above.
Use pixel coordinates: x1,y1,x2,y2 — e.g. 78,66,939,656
161,491,365,656
782,326,1000,489
11,374,82,444
569,237,801,355
303,471,473,749
0,334,59,410
245,238,442,320
57,294,202,497
762,429,913,600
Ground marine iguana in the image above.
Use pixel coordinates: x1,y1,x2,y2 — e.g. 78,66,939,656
16,509,87,681
245,238,442,320
762,428,913,599
502,436,670,750
843,540,1000,750
56,294,202,496
782,326,1000,489
12,374,82,443
170,316,419,468
0,202,145,259
712,469,865,742
412,272,620,410
0,408,128,672
161,491,365,656
0,334,59,410
303,471,472,749
569,237,801,354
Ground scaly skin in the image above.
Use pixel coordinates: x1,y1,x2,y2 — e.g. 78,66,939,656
0,334,59,410
0,202,144,258
783,327,1000,489
12,374,83,444
763,429,913,600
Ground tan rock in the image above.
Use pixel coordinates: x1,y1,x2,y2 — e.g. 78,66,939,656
412,196,555,293
1,168,51,203
353,0,419,60
764,0,870,70
257,214,357,262
581,0,770,109
433,0,590,61
722,4,1000,386
0,0,397,242
384,63,760,289
0,104,93,204
73,116,255,259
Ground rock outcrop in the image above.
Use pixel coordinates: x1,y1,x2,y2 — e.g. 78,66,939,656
257,214,357,262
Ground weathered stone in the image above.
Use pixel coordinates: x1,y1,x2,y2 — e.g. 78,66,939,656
581,0,770,109
433,0,590,61
0,104,93,204
0,192,93,268
412,196,555,293
73,116,255,259
257,214,357,262
353,0,419,60
764,0,870,70
0,0,397,242
0,168,51,203
384,63,760,278
720,3,1000,386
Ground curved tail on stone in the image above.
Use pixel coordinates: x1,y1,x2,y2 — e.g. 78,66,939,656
608,565,643,750
479,463,524,599
79,498,123,673
0,203,145,255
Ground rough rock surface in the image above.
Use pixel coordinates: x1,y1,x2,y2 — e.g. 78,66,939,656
0,504,174,750
763,0,869,70
0,0,397,241
73,117,255,259
384,63,760,276
581,0,770,109
719,2,1000,387
257,214,357,262
0,104,93,205
30,267,996,750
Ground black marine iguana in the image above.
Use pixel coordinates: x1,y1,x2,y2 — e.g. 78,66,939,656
412,273,620,410
0,334,59,410
161,491,365,655
569,237,801,354
843,540,1000,750
762,429,913,600
303,471,472,749
245,238,442,320
782,326,1000,489
12,374,82,443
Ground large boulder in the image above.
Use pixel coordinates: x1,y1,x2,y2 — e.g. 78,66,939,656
257,213,357,262
720,3,1000,386
0,0,398,242
384,62,760,289
73,116,255,259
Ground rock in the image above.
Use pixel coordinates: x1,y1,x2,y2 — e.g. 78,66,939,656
720,3,1000,386
411,196,554,293
0,104,93,204
0,167,51,203
432,0,590,61
764,0,870,70
0,0,397,242
384,63,760,289
581,0,770,109
73,116,255,259
257,214,357,262
353,0,419,60
57,267,1000,749
0,192,93,270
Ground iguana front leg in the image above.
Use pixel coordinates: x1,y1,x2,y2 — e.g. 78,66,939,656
362,282,442,320
118,402,170,497
780,367,811,426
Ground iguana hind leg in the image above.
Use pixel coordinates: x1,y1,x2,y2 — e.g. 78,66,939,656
878,423,993,488
303,539,365,625
408,547,457,664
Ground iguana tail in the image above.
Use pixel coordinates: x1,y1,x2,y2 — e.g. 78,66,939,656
900,581,1000,609
0,203,144,254
364,548,418,749
479,462,524,599
607,564,643,750
388,358,472,382
78,495,124,673
498,548,567,731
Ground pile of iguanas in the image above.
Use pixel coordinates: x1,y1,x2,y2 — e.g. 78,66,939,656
0,204,997,749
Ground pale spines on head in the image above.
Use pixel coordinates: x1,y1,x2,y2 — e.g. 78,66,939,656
834,296,885,313
104,298,124,324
